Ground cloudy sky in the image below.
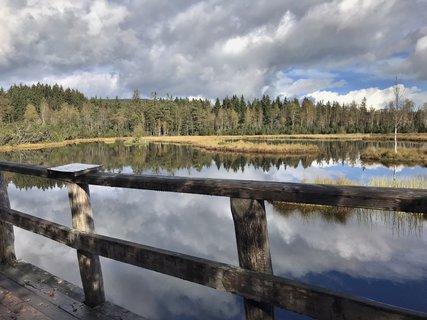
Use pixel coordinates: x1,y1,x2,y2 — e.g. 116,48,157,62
1,0,427,108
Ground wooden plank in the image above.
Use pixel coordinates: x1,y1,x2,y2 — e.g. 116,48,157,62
230,198,274,320
0,171,15,263
0,302,16,319
0,288,50,320
67,183,105,308
0,274,77,320
1,207,426,320
0,274,112,320
0,261,146,320
0,161,426,213
48,164,102,178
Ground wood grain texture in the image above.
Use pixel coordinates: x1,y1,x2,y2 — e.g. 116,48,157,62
67,183,105,308
0,161,426,213
231,198,274,320
0,283,51,320
0,172,15,263
0,274,78,320
0,260,146,320
1,206,426,320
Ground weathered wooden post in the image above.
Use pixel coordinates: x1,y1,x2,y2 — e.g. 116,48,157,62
0,171,16,264
48,164,105,307
230,198,274,320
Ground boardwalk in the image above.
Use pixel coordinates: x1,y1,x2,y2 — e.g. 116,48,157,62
0,260,144,320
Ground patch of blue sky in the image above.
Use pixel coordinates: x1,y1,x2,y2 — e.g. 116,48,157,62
283,65,427,95
308,163,427,185
284,67,337,80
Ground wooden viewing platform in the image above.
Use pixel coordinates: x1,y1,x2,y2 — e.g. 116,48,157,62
0,160,427,319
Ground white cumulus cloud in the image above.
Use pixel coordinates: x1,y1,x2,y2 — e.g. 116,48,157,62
308,85,427,109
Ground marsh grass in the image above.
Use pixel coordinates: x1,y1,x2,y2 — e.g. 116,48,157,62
273,175,426,236
369,175,427,189
361,147,427,166
361,133,427,142
240,133,427,142
309,177,358,186
2,133,427,153
0,137,129,152
273,202,353,224
141,136,319,155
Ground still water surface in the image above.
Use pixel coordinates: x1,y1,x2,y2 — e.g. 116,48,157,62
2,141,427,319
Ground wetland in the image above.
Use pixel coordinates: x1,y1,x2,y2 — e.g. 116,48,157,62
2,138,427,319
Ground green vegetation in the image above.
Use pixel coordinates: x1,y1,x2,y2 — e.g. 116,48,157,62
361,147,427,166
1,83,427,147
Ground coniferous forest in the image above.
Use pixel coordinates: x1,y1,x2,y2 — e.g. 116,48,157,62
0,83,426,145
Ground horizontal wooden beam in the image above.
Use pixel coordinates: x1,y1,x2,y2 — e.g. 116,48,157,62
0,161,426,213
1,206,425,320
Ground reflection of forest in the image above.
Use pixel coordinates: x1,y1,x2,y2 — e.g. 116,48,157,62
2,141,320,189
245,139,423,166
1,140,424,190
272,201,424,237
3,141,425,237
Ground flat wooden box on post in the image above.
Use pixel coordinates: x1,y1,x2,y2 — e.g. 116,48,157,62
48,163,105,308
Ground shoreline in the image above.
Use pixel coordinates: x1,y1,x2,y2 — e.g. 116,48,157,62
0,133,426,154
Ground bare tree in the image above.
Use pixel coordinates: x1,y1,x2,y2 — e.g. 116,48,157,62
390,77,407,153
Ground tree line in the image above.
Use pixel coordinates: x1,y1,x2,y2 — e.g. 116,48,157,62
0,83,426,144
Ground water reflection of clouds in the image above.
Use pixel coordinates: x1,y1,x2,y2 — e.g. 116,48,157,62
147,161,426,186
8,184,243,319
101,260,242,320
107,159,426,186
268,206,427,282
89,186,238,265
6,159,427,319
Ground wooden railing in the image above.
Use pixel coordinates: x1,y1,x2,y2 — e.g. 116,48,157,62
0,160,426,320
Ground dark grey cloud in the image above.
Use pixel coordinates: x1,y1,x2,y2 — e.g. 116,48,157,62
1,0,426,99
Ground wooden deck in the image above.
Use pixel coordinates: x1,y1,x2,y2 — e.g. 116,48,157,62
0,260,144,320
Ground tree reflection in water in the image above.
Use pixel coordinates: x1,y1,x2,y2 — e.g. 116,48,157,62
2,140,427,319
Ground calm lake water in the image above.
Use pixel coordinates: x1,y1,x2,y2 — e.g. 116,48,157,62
2,141,427,319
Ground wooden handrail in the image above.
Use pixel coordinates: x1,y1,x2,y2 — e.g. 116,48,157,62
0,160,426,320
0,206,425,320
0,160,426,213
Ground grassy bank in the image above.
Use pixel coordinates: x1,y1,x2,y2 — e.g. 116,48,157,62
0,135,319,155
0,137,130,152
1,132,427,155
141,135,319,155
237,133,427,142
360,147,427,166
360,133,427,142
